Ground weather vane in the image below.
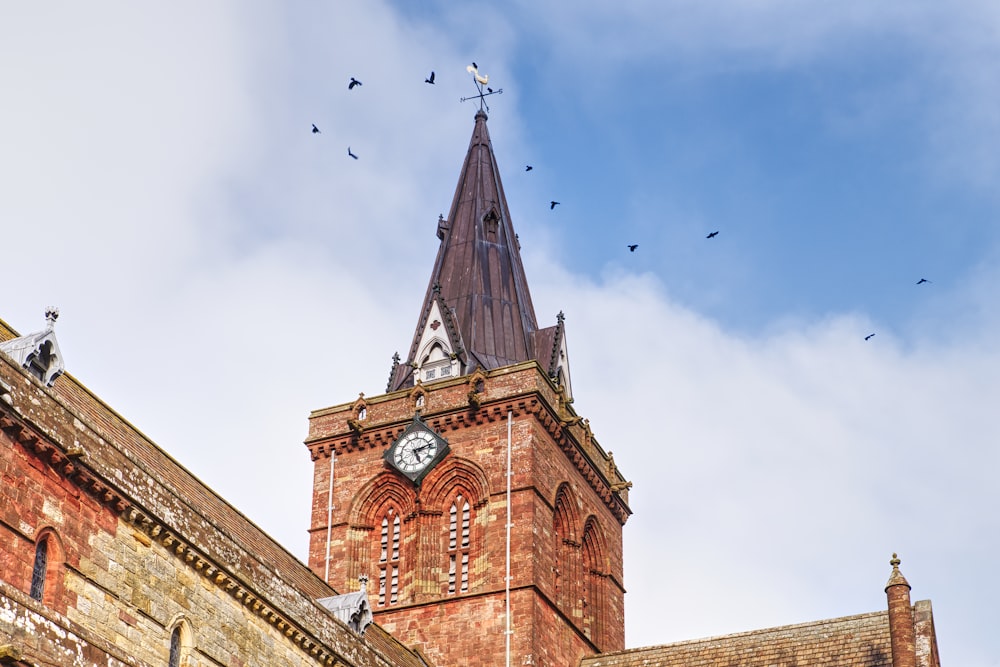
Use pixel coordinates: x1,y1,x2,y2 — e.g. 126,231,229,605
460,62,502,112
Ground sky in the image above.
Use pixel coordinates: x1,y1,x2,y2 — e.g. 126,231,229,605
2,2,998,665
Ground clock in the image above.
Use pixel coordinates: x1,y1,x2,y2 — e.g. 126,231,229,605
384,417,450,484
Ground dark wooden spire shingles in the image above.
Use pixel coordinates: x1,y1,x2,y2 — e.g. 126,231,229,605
390,111,547,391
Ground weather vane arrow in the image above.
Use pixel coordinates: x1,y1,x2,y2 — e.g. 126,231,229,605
460,63,502,112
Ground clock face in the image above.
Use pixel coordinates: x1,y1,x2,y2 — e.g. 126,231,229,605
392,430,439,474
385,419,450,484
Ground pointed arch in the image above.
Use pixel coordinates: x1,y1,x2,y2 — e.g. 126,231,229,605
166,615,194,667
420,457,490,595
348,472,417,606
349,472,418,528
409,385,427,411
446,493,471,594
553,484,581,612
420,457,490,509
581,516,609,647
352,395,369,422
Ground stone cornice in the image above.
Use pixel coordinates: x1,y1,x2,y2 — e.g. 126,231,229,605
306,364,632,524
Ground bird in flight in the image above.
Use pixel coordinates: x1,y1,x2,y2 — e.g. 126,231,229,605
425,71,435,84
349,77,362,90
550,201,560,210
348,147,358,159
525,165,533,172
916,278,931,285
706,231,719,239
865,333,876,341
311,124,320,134
628,244,638,252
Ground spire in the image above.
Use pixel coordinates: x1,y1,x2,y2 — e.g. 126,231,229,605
389,111,566,392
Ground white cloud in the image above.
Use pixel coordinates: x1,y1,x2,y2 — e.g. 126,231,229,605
2,3,998,665
530,263,1000,659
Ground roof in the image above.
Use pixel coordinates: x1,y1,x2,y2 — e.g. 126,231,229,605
580,609,897,667
0,315,429,667
389,110,559,391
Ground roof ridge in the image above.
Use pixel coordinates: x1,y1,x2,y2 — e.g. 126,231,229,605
594,607,901,656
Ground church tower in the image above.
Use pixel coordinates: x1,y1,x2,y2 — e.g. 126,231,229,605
306,110,631,667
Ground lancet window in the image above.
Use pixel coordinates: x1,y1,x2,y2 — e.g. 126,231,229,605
168,626,182,667
377,510,402,606
581,519,606,646
552,486,579,612
447,494,471,594
30,536,48,601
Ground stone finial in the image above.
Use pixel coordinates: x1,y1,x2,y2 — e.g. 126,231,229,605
358,574,368,593
886,552,911,591
44,307,59,330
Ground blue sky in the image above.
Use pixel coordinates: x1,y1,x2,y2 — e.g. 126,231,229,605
2,2,999,665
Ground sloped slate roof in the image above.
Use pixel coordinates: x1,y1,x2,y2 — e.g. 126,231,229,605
580,610,894,667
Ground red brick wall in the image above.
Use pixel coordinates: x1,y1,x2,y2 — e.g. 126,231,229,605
307,364,629,666
0,428,112,615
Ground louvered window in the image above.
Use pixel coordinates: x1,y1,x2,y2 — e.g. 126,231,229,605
448,495,471,594
378,512,401,606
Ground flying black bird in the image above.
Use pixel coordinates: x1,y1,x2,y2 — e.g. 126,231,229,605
628,244,638,252
525,165,533,171
348,147,358,159
865,333,876,341
706,231,719,239
550,201,560,210
425,71,435,84
349,77,362,90
311,124,320,134
916,278,931,285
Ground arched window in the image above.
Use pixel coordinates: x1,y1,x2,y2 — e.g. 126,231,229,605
377,509,402,606
447,494,471,594
167,618,192,667
581,519,607,647
168,626,182,667
30,536,48,601
552,486,579,612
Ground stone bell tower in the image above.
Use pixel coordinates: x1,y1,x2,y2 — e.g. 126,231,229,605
305,109,631,667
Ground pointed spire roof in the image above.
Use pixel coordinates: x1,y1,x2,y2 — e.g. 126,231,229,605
389,111,566,392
